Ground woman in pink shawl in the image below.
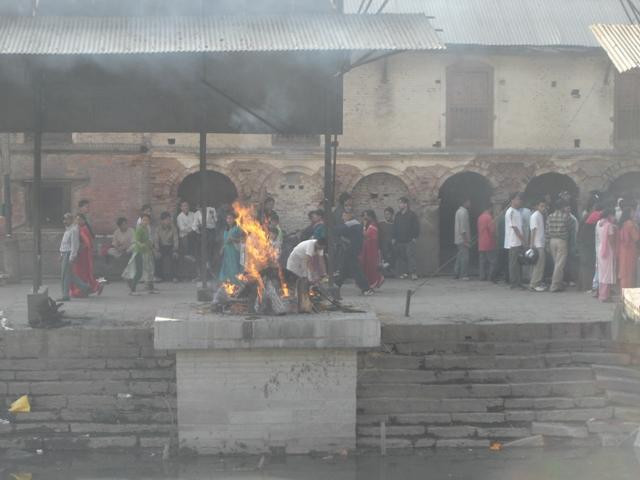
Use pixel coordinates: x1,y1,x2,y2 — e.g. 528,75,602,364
360,210,384,289
596,209,617,302
618,206,639,289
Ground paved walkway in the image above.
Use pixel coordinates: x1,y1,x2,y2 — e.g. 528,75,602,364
0,276,615,330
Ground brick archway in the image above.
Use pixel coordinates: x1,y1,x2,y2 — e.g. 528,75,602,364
438,171,493,272
351,172,411,220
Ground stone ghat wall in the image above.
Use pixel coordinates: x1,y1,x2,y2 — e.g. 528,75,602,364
0,328,176,452
357,322,640,451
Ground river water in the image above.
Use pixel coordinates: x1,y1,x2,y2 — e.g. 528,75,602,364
1,448,638,480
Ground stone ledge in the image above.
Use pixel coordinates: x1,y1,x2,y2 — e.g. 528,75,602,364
154,310,380,350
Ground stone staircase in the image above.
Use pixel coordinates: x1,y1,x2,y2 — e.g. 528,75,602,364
356,322,640,450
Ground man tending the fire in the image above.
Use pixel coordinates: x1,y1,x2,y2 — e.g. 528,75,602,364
286,236,328,312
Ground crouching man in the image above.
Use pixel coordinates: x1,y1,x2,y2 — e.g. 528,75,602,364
286,237,327,312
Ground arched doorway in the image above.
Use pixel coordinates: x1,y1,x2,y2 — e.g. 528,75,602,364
177,171,238,212
608,172,640,203
438,172,493,272
523,172,579,213
351,172,410,220
262,170,323,232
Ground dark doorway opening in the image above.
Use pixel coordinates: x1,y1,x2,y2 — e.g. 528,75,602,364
177,171,238,212
608,172,640,204
523,172,579,213
438,172,493,273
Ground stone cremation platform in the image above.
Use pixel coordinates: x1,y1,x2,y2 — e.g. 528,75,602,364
154,309,380,455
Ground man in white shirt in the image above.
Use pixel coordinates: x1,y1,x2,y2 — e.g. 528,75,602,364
286,237,327,283
528,199,547,292
453,199,471,280
176,201,195,261
192,204,218,271
505,193,525,290
58,213,91,301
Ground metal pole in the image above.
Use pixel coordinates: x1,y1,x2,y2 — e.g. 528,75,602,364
404,289,413,317
32,130,42,293
199,132,207,289
323,134,334,288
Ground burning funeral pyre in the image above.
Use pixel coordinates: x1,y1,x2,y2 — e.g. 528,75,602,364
211,202,337,315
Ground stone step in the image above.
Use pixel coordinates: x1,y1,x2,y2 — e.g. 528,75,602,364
531,422,589,438
593,365,640,380
505,396,608,410
357,383,510,399
392,340,607,356
606,390,640,407
586,419,639,434
596,376,640,394
571,353,631,366
466,367,594,384
360,353,633,372
358,398,504,415
509,381,601,398
358,370,437,384
357,367,595,385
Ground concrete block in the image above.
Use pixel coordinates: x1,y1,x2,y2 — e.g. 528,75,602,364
31,395,68,410
535,408,613,422
510,383,552,397
597,377,640,394
599,433,628,447
551,381,600,397
476,427,531,438
505,411,536,422
607,391,640,407
155,311,380,350
139,436,171,448
13,422,69,433
358,398,502,415
87,436,138,449
531,422,588,438
572,353,631,366
392,413,452,424
614,407,640,422
574,397,608,408
357,369,436,384
451,413,505,424
357,425,424,436
593,365,640,380
359,354,422,370
502,435,544,448
414,438,436,448
495,356,545,369
544,354,573,367
586,420,639,434
42,436,90,451
436,439,490,448
427,426,476,438
357,437,411,449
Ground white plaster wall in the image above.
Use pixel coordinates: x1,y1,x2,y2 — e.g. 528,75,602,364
176,349,357,455
341,51,614,151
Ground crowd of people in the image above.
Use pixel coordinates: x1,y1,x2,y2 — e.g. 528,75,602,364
58,193,423,301
59,189,639,304
454,191,640,302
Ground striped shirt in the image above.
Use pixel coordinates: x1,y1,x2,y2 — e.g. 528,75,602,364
546,210,570,241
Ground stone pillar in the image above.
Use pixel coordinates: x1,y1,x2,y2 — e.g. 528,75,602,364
154,311,380,455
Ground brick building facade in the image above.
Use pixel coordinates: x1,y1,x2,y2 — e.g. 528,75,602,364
3,1,640,277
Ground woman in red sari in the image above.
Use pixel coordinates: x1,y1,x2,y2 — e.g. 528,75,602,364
360,210,384,289
618,206,640,289
70,214,103,298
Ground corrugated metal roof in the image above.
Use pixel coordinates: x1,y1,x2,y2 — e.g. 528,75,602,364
345,0,630,47
591,23,640,73
0,14,444,55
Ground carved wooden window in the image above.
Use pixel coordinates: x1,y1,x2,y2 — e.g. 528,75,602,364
446,62,494,147
615,71,640,147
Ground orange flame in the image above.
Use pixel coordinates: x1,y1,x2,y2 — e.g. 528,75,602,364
222,281,238,296
232,202,289,299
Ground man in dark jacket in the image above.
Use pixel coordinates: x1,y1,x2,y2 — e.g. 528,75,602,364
335,211,374,296
392,197,420,279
